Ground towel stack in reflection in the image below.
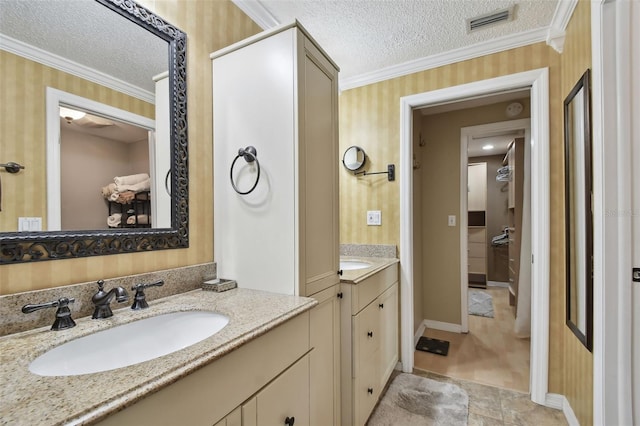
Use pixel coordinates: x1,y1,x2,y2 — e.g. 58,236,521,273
107,213,122,227
126,214,149,225
101,173,150,204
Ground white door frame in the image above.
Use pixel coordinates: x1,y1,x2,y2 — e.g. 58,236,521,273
399,68,550,405
460,119,531,334
591,0,635,423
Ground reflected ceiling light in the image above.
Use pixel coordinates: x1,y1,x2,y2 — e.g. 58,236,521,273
482,144,494,151
59,107,86,123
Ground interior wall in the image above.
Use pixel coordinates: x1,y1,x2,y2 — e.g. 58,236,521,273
339,31,594,417
558,0,593,423
469,153,510,283
417,99,530,325
0,1,261,295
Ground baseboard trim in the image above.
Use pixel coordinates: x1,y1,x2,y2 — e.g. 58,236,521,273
423,319,463,334
546,393,579,426
487,280,509,288
414,321,428,346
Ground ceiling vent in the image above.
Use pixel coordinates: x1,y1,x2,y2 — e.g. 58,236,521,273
467,6,514,33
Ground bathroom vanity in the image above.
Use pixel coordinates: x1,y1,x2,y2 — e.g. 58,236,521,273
0,288,316,425
339,257,399,426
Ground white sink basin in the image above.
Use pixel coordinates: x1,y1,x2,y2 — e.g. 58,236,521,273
340,260,372,271
29,311,229,377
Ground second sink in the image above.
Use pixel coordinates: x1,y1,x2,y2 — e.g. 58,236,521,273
340,260,372,271
29,311,229,377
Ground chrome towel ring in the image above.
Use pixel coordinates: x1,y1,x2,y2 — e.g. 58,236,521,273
230,146,260,195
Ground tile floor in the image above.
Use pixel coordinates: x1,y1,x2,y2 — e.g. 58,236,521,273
407,369,568,426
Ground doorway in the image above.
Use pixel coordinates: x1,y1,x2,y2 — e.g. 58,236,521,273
399,68,550,405
412,101,533,392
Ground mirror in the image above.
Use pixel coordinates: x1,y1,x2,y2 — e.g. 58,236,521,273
564,69,593,351
0,0,188,263
342,146,366,171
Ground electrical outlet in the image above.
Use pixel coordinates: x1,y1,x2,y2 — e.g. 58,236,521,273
18,217,42,232
448,215,456,227
367,210,381,226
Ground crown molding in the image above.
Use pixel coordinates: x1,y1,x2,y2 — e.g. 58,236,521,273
232,0,280,29
339,27,548,91
0,34,154,103
546,0,579,53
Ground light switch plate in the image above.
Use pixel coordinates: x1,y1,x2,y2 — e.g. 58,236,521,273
448,215,456,226
367,210,381,226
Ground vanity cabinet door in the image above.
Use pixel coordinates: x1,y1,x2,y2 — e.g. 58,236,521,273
299,33,340,298
354,349,380,426
309,284,341,426
253,354,310,426
378,282,399,390
352,299,381,426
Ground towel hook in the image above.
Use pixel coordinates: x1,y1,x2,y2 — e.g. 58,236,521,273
0,162,25,173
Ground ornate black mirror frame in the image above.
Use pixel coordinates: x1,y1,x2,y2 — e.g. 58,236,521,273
564,69,593,351
0,0,188,264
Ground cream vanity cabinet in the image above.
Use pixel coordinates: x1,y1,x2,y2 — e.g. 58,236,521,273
212,21,340,426
341,263,399,426
212,21,340,298
98,312,311,426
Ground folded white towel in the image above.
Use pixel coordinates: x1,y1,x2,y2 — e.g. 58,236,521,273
114,173,149,186
108,192,120,202
126,214,149,225
116,179,150,193
107,213,122,227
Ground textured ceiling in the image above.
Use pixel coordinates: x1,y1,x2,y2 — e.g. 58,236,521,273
239,0,559,82
0,0,168,94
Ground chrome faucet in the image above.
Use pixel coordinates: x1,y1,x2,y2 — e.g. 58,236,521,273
92,280,129,319
131,280,164,310
22,297,76,330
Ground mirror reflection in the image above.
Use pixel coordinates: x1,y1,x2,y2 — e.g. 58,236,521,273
0,0,189,263
564,69,593,351
342,146,366,171
0,0,168,232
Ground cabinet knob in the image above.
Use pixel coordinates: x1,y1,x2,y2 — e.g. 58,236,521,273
378,303,384,309
337,292,343,299
284,416,295,426
337,269,343,276
367,387,374,394
367,331,373,338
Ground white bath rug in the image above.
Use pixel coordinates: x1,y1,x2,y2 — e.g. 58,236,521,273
468,290,494,318
367,373,468,426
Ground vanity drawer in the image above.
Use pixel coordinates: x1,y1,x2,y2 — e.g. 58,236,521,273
350,263,398,313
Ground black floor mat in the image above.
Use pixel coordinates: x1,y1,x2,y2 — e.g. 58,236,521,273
415,336,450,356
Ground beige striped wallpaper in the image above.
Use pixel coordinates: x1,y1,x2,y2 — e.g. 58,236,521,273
339,0,592,422
559,1,593,424
0,1,261,295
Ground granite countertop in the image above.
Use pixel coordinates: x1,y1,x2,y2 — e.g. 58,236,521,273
339,256,399,284
0,288,316,426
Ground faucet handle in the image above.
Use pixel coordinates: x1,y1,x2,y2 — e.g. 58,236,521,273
22,297,76,330
131,280,164,310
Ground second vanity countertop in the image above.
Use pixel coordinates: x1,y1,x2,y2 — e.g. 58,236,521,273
339,256,399,284
0,288,316,426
